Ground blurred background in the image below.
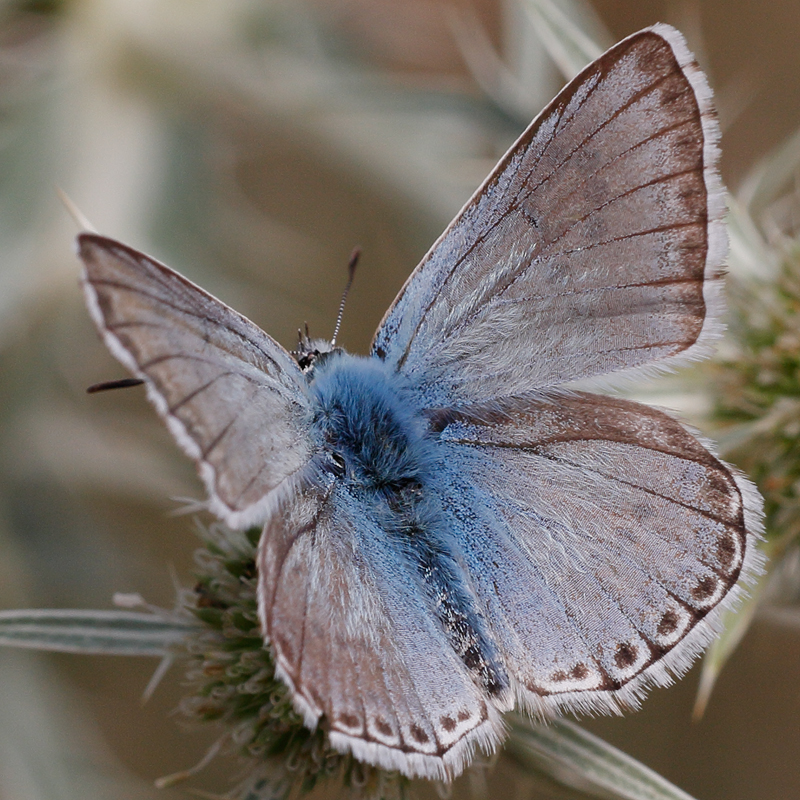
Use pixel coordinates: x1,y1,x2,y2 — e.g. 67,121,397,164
0,0,799,798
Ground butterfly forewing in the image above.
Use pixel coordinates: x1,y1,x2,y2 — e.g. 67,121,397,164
372,25,725,406
79,234,316,528
431,393,760,713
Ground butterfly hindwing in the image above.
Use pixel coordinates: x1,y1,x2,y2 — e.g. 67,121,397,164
373,25,725,405
257,478,503,780
78,235,504,780
79,234,316,529
430,393,761,713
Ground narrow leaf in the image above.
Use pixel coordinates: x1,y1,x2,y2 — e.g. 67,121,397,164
506,716,698,800
0,609,197,656
693,572,766,719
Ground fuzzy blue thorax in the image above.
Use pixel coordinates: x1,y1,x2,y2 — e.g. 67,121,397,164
308,351,434,494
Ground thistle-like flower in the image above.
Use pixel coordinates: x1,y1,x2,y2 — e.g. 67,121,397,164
709,246,800,548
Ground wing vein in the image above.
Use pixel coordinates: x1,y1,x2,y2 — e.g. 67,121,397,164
90,278,297,372
168,372,236,413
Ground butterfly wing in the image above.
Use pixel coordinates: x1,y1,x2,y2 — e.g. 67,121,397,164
78,234,316,529
372,25,726,406
256,477,503,780
430,393,762,713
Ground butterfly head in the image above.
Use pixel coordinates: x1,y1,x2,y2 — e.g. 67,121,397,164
292,327,340,374
294,248,360,373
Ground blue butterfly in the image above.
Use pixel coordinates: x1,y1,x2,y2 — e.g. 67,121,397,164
78,24,761,781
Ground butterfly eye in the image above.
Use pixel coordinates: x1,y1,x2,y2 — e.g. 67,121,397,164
326,450,346,477
296,349,319,372
293,341,339,373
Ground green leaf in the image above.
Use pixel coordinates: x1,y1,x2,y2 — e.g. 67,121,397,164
0,609,198,656
506,716,698,800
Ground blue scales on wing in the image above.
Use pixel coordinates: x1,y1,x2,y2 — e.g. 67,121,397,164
426,393,759,717
258,353,507,779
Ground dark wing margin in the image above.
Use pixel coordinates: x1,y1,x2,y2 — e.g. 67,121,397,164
372,24,726,406
78,233,316,529
430,393,763,716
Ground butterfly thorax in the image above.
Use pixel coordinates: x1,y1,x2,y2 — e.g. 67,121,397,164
308,351,433,497
308,351,511,701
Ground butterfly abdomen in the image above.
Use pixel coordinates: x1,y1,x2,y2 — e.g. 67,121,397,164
309,352,511,703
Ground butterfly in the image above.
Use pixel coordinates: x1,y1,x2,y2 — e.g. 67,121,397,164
77,24,761,782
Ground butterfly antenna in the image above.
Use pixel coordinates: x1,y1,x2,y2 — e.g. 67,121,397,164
87,378,145,393
331,246,361,347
